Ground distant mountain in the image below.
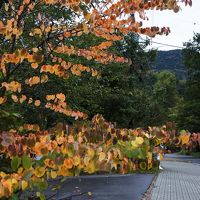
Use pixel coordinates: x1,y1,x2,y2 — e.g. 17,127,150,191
153,49,186,79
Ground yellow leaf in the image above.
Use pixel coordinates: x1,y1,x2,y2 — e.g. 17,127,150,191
84,161,96,174
158,153,163,161
135,137,144,145
87,148,95,159
73,155,81,166
21,180,28,190
5,179,12,193
58,165,72,177
17,167,24,174
34,166,46,178
131,141,138,148
61,144,68,154
11,95,18,103
84,12,91,21
50,170,57,179
83,23,88,33
84,156,90,166
99,152,106,162
46,94,55,101
180,134,190,145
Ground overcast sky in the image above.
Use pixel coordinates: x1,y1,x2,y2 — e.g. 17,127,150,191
141,0,200,51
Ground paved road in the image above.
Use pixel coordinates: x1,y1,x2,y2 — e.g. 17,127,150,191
150,155,200,200
46,173,154,200
164,153,200,165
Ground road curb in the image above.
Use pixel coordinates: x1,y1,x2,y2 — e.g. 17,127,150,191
141,172,159,200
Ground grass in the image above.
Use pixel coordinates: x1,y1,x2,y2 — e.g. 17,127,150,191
179,149,200,158
191,151,200,158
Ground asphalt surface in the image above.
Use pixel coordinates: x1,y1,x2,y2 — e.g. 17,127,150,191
46,174,155,200
164,153,200,165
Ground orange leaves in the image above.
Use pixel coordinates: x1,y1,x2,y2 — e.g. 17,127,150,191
2,51,42,66
45,102,86,119
0,96,7,104
46,93,65,103
19,124,40,132
24,0,30,4
54,44,127,65
0,0,194,197
0,177,15,198
25,76,40,86
83,11,91,21
31,63,38,69
55,45,75,55
45,93,86,119
179,133,190,145
90,41,113,51
40,64,67,78
0,116,199,199
26,53,43,63
46,94,55,101
0,19,22,39
56,93,66,102
44,159,56,169
25,75,48,86
1,81,21,93
70,64,98,77
77,48,128,64
64,158,73,169
4,53,21,64
57,165,71,176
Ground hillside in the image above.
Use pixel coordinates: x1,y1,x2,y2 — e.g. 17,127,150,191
153,49,186,79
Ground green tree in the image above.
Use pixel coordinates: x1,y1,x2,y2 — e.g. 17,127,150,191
176,33,200,132
64,34,158,128
151,71,178,125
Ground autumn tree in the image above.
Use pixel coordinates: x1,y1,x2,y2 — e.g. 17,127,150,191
0,0,191,130
0,0,195,198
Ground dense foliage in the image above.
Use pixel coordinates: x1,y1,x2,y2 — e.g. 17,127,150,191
0,115,199,199
175,33,200,132
0,0,199,199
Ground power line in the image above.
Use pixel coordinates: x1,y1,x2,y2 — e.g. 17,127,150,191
139,37,184,49
151,41,184,49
